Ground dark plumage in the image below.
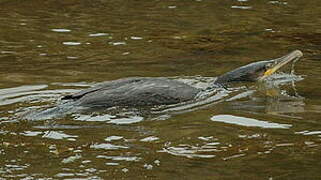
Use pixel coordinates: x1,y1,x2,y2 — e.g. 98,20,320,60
62,77,200,107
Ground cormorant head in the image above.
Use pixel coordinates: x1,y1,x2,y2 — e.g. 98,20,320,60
214,50,303,85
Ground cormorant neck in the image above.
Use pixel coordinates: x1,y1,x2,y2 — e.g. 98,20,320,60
214,74,231,85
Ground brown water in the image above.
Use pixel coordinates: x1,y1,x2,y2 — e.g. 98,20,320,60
1,0,321,179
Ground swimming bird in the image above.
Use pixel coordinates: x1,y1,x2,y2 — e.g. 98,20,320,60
61,50,303,108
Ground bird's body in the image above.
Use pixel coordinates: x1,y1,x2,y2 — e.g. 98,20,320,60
63,77,201,107
61,50,303,109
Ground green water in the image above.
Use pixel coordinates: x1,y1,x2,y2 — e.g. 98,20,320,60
1,0,321,179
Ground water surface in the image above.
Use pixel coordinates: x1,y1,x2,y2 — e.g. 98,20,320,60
1,0,321,179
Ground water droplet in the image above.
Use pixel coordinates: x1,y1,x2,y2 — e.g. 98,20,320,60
122,168,129,173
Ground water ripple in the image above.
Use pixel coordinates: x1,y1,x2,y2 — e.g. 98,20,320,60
231,5,252,9
109,41,126,46
62,42,82,46
90,143,128,150
89,33,109,37
42,131,78,141
96,155,140,162
75,114,144,124
51,28,71,32
105,136,123,142
160,143,218,159
140,136,159,142
211,114,292,129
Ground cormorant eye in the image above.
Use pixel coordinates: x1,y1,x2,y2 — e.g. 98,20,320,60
265,63,273,70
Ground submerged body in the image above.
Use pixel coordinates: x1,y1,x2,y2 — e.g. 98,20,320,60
62,50,303,108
